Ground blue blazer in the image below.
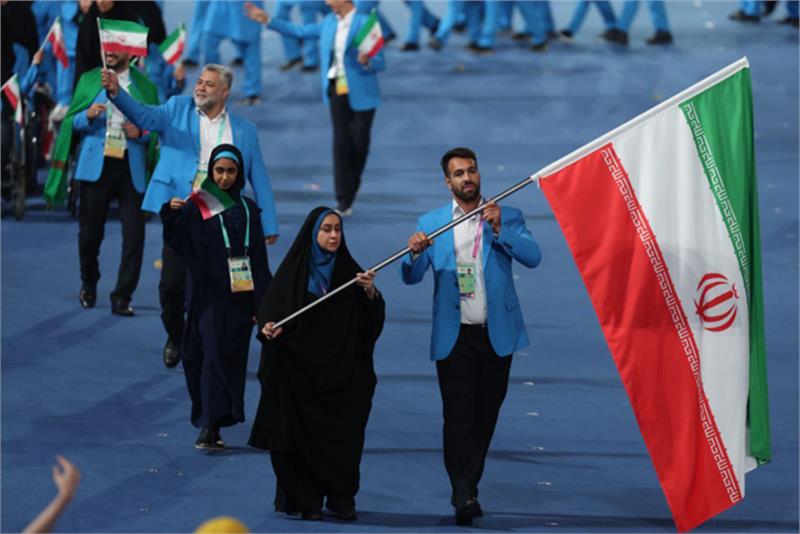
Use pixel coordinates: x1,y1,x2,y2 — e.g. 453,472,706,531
401,203,542,361
72,91,150,193
267,11,385,111
110,91,279,237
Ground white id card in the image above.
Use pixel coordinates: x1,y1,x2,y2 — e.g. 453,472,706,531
228,256,254,293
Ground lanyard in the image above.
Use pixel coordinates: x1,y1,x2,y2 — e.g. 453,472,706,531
471,217,483,259
218,199,250,256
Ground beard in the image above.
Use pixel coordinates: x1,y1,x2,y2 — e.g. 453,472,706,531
193,92,218,112
453,182,480,203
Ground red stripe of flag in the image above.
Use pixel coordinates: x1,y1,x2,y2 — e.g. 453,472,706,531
101,42,148,56
541,145,741,532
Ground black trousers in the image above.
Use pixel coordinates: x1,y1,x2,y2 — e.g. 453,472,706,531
159,241,185,344
78,156,145,303
436,324,512,508
328,81,375,210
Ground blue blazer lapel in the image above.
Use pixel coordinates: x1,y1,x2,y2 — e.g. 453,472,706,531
345,13,360,50
482,219,492,270
189,109,200,158
437,205,456,271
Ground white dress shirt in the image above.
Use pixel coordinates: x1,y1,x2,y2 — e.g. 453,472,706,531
452,199,487,325
107,68,132,131
327,8,355,80
197,107,233,171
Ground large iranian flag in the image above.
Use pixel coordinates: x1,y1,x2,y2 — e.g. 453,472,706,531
539,58,769,532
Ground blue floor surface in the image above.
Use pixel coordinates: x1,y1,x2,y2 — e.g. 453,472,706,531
2,1,798,532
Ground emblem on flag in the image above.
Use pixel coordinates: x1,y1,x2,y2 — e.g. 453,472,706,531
695,273,739,332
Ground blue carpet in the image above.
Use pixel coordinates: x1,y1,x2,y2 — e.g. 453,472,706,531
2,1,797,532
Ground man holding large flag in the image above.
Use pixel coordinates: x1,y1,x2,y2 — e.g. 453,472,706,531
245,0,385,216
401,147,542,527
100,62,279,369
44,46,159,317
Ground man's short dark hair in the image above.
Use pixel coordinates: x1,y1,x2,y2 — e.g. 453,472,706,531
441,147,478,177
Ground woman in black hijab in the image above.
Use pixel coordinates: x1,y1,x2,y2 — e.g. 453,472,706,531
249,207,385,521
161,143,271,449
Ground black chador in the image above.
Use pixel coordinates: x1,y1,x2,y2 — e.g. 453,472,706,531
249,207,384,519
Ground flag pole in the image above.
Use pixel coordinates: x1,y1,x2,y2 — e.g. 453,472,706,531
97,18,107,69
272,174,539,330
38,17,56,55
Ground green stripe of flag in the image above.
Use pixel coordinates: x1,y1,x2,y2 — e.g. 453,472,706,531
680,68,770,464
98,18,148,35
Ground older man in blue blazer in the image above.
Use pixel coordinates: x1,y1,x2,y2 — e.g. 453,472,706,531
246,0,385,215
402,147,542,527
101,63,279,369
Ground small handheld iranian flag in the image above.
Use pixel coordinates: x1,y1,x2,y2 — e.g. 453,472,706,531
98,18,149,57
352,10,383,58
539,57,768,532
2,75,24,126
159,24,187,65
190,177,235,220
46,17,69,67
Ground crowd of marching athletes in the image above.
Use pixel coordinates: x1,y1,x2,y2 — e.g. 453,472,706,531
1,0,797,531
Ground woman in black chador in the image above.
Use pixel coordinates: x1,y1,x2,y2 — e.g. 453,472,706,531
161,143,270,449
249,207,385,521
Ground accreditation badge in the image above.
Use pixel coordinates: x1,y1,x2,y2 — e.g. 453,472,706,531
335,72,349,95
192,169,207,192
103,128,127,159
457,262,476,299
228,256,255,293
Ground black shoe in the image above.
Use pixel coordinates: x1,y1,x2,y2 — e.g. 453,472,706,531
326,498,357,521
728,9,760,22
779,15,800,27
455,498,481,527
211,427,225,448
195,426,223,450
558,29,574,43
300,64,319,72
512,31,532,41
384,33,397,44
79,284,96,309
182,58,199,68
400,42,420,51
530,41,548,52
763,0,778,15
428,36,443,51
429,20,440,36
231,57,244,67
646,30,673,45
279,57,302,71
467,42,493,54
453,22,466,34
602,28,629,45
163,338,180,368
300,509,323,521
110,297,134,316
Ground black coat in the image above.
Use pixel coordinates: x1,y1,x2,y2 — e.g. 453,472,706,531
163,192,271,428
249,207,385,498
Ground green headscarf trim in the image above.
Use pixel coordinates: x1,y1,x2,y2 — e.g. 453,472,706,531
44,67,160,205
